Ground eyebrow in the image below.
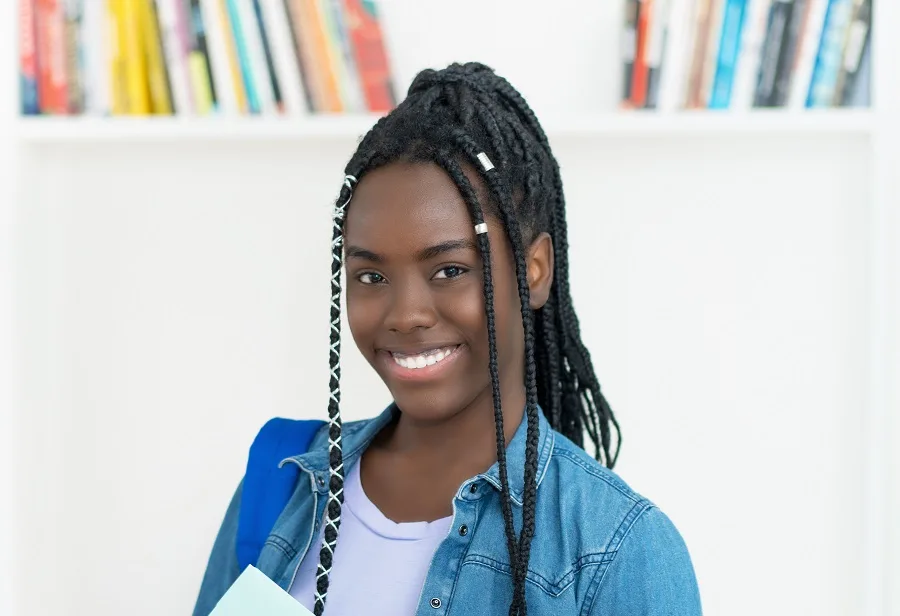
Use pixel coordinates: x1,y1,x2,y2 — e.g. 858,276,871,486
346,239,478,263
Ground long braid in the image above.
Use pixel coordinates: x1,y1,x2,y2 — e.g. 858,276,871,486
313,175,355,616
432,150,523,612
315,62,622,615
451,132,539,615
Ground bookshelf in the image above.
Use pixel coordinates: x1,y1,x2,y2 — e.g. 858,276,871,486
5,4,899,616
13,109,874,142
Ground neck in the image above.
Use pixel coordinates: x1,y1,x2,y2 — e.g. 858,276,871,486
387,383,527,475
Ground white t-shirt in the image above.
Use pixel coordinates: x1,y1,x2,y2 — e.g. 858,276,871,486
289,462,453,615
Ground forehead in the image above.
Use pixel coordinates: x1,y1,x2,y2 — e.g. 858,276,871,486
344,162,482,250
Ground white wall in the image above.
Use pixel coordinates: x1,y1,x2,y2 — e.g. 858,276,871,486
2,2,19,616
7,2,895,616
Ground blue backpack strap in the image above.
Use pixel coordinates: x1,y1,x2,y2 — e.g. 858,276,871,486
236,417,325,571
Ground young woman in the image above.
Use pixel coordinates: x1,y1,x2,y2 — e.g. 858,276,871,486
193,62,701,616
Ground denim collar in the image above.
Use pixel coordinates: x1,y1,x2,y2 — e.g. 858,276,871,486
286,403,555,507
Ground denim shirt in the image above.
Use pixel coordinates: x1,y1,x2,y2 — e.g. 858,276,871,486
193,407,702,615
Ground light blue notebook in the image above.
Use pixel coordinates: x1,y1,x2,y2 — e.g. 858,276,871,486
210,565,314,616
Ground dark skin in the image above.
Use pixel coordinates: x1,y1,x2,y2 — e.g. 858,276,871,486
343,160,554,523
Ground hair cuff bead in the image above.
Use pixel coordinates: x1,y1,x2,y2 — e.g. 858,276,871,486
474,222,488,235
477,152,495,172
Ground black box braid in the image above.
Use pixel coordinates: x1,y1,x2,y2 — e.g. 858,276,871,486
316,63,621,616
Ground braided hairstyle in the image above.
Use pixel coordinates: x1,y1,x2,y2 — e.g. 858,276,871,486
314,62,621,616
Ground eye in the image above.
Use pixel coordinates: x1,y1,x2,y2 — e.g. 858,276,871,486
358,272,386,284
433,265,468,280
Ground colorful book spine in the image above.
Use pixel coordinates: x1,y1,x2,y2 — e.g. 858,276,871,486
107,0,127,114
282,0,316,111
232,0,277,114
253,0,285,112
769,0,808,106
80,0,110,115
217,0,250,112
326,0,366,112
142,0,174,114
36,0,69,114
63,0,85,114
656,0,698,111
630,0,653,107
730,0,772,109
19,0,40,115
832,0,870,106
753,0,792,106
225,0,259,112
157,0,195,114
187,0,216,113
709,0,748,109
199,0,236,112
644,0,672,109
121,0,152,114
806,0,853,107
788,0,828,109
308,0,343,111
683,0,714,108
698,0,725,106
621,0,641,104
342,0,394,112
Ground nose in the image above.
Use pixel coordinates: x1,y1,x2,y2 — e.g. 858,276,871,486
384,276,438,334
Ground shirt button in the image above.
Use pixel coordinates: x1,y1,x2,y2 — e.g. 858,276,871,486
469,484,478,494
430,598,442,609
317,476,325,488
458,524,468,536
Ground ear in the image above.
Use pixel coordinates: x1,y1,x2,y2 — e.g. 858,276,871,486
526,232,554,309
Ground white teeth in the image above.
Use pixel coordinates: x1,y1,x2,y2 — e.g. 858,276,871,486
391,346,457,370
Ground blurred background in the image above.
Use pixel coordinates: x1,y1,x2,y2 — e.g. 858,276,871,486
1,0,899,615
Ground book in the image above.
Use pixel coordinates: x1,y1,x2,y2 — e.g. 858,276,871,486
768,0,808,106
142,0,174,114
156,0,195,114
19,0,40,115
644,0,673,108
210,565,314,616
832,0,870,106
342,0,394,112
806,0,853,107
788,0,828,109
621,0,641,104
709,0,748,109
753,0,792,107
187,0,217,113
36,0,69,114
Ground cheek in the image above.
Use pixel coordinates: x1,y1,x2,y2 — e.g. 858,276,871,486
346,291,379,357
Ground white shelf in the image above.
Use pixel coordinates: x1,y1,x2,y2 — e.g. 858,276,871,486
14,109,874,143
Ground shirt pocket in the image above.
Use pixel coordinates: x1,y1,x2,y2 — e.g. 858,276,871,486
450,553,613,615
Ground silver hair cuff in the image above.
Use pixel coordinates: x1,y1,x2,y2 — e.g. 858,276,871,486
474,222,488,235
477,152,494,172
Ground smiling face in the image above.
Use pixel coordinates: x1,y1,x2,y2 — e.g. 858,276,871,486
343,160,553,424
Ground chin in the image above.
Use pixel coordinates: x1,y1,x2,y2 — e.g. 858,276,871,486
387,388,474,424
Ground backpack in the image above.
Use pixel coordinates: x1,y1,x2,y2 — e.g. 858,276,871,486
235,417,326,571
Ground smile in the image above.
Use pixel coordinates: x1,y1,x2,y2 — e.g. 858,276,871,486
390,345,460,369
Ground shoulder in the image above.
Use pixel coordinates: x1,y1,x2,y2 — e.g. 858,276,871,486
541,431,701,614
542,430,652,550
539,430,692,561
